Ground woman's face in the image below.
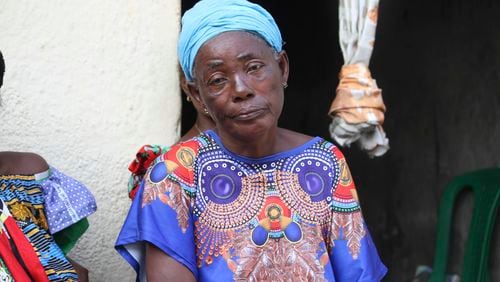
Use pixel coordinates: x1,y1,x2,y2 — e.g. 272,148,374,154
191,31,289,141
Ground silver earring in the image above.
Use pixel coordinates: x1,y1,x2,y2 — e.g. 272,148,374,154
282,82,288,89
204,107,209,114
186,96,191,102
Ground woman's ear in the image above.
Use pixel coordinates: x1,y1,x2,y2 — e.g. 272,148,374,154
185,79,210,117
277,50,289,85
180,74,190,96
181,74,203,105
186,81,203,106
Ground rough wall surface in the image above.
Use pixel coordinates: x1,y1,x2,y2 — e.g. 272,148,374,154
0,1,181,281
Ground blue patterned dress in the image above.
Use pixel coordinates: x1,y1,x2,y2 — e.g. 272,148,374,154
116,130,387,281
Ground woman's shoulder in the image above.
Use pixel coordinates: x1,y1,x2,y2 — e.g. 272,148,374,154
146,135,204,164
161,137,202,169
278,128,346,159
277,128,315,149
145,137,203,186
0,151,49,176
278,128,338,150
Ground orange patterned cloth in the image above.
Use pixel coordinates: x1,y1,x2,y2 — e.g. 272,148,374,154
329,0,389,157
329,64,385,125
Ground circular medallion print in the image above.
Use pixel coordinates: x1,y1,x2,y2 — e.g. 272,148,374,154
209,174,236,200
303,172,325,197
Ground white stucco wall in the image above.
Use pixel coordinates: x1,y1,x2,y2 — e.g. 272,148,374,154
0,1,180,281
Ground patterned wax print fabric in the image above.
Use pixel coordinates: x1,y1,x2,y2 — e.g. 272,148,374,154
116,130,387,281
0,199,50,282
0,174,79,281
127,145,170,200
37,167,97,235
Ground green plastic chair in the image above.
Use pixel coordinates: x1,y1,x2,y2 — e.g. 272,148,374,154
430,168,500,282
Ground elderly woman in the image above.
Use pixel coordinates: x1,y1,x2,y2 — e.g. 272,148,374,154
116,0,387,281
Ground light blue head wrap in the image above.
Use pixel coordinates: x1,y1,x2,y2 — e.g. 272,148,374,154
178,0,283,81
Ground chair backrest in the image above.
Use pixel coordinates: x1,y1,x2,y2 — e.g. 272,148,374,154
430,168,500,282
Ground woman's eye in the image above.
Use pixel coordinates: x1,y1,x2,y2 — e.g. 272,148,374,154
208,76,226,86
248,63,263,72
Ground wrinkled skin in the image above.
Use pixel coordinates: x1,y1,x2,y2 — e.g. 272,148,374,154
188,31,306,158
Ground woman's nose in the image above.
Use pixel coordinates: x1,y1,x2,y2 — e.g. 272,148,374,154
233,74,254,102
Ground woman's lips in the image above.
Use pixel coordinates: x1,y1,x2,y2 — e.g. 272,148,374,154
232,108,266,121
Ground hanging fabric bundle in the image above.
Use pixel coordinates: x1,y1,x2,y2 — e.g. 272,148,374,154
328,0,389,158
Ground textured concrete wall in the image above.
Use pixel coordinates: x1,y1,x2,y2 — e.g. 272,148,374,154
0,1,180,281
